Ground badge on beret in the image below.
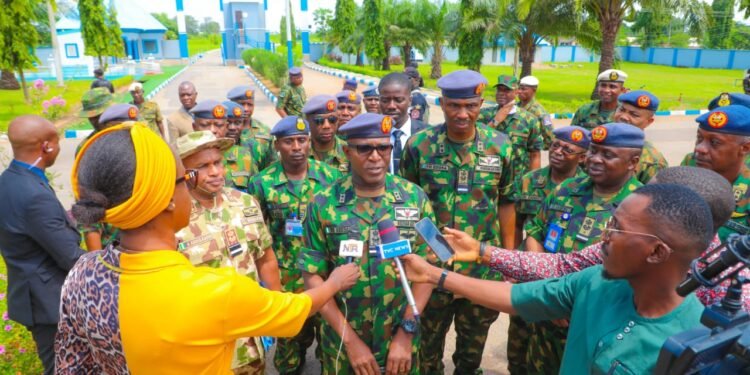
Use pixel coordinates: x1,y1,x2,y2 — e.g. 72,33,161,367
718,93,731,107
296,118,306,131
707,111,729,129
591,126,608,143
348,91,357,101
609,71,619,81
571,129,584,143
245,90,253,99
127,107,138,120
212,105,226,119
475,83,486,95
636,95,651,108
326,100,336,112
381,116,393,134
232,107,242,117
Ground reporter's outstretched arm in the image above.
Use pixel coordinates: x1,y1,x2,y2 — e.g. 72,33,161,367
302,263,359,316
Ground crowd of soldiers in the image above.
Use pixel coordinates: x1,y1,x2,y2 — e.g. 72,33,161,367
56,63,750,375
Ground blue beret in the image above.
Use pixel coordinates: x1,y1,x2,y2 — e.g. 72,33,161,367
344,78,358,87
437,70,488,99
271,116,309,137
696,105,750,136
708,93,750,110
336,90,362,104
618,90,659,111
362,87,379,97
554,126,591,149
338,113,393,139
289,67,302,75
302,95,338,115
222,101,244,119
99,103,139,124
227,85,254,101
190,100,227,120
590,123,644,148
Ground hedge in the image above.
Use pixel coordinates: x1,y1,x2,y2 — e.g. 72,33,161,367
242,49,288,89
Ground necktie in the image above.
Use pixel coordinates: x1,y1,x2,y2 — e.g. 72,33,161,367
392,129,404,173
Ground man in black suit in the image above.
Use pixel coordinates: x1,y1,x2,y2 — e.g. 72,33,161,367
0,115,85,375
379,72,429,175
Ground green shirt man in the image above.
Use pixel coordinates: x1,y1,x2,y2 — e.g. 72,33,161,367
571,69,628,130
276,67,307,117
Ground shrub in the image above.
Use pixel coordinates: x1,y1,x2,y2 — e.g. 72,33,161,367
42,96,67,121
242,48,288,88
0,259,43,374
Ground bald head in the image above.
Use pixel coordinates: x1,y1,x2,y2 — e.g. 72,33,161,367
178,81,197,110
8,115,60,168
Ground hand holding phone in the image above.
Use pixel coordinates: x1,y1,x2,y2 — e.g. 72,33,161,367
415,218,455,262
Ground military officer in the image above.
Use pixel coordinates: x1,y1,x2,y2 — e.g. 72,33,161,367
689,105,750,242
300,113,436,375
477,74,544,184
404,67,430,124
79,87,113,132
276,67,307,118
190,100,256,191
614,90,669,183
571,69,627,129
517,75,553,149
175,130,281,375
129,82,165,138
523,123,644,374
343,77,358,91
167,81,198,142
681,93,750,167
509,126,588,375
399,70,515,374
362,87,381,114
223,101,245,143
247,116,341,374
227,85,277,171
335,90,362,127
302,95,349,173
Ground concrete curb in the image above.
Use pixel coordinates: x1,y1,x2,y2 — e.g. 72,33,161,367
305,61,709,119
243,67,278,105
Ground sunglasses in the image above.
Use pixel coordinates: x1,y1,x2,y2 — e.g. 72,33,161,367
176,169,199,189
313,115,338,126
348,143,393,156
550,141,586,156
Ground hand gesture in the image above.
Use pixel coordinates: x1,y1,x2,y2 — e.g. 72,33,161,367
393,254,434,284
329,263,361,291
345,335,380,375
442,227,481,264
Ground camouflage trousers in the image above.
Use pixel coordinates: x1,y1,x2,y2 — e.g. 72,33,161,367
419,291,499,375
506,315,531,375
274,267,321,375
233,358,264,375
525,321,567,375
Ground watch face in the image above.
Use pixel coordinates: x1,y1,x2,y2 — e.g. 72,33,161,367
402,319,418,334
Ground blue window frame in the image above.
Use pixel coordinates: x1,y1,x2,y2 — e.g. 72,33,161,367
64,43,79,58
142,39,159,54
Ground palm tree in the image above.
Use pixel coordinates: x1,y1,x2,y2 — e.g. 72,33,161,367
453,0,503,71
414,0,455,78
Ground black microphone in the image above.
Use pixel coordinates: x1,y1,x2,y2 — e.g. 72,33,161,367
677,235,750,297
377,219,419,320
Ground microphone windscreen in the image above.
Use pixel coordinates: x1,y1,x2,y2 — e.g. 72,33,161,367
377,219,401,244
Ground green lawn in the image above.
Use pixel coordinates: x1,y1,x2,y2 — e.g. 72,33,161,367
0,257,44,374
318,58,746,114
188,35,221,56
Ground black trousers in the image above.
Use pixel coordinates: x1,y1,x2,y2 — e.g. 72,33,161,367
28,324,57,375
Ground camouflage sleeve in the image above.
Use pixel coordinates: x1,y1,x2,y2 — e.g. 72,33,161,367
399,137,421,184
524,188,557,242
527,116,544,151
246,178,268,224
570,108,583,126
299,198,330,277
498,142,515,201
276,86,289,109
476,107,494,126
247,195,272,258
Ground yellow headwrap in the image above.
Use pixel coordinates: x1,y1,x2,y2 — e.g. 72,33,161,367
71,123,176,230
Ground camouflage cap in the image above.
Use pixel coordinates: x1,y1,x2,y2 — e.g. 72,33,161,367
177,130,235,159
493,75,518,89
79,87,113,117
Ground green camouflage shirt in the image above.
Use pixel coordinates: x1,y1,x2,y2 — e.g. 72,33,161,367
477,105,544,184
520,97,554,149
276,84,307,117
310,136,350,174
636,140,668,184
175,187,272,367
133,101,163,135
525,175,642,253
240,118,277,172
299,174,435,374
247,159,341,293
223,145,257,191
399,123,514,280
718,165,750,242
571,101,616,130
514,166,586,219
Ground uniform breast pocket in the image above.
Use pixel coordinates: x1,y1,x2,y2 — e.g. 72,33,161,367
471,171,501,211
508,131,529,148
420,163,454,194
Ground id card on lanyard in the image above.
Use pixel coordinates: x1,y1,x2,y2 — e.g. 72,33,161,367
544,213,570,253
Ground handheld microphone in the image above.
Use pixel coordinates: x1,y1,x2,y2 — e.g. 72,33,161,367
339,231,364,264
677,234,750,297
377,219,420,321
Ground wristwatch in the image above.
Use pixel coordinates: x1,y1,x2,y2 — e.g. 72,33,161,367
398,318,419,335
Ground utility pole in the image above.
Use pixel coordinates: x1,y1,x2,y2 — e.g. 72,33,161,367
47,0,64,87
285,0,293,68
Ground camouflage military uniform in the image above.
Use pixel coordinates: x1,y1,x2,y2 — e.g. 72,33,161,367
240,118,278,172
77,222,120,250
635,140,668,184
522,174,642,374
224,145,258,192
175,187,272,374
277,84,307,117
570,101,616,130
299,174,435,375
399,123,514,374
520,97,554,149
133,100,163,136
310,136,350,174
477,106,544,185
247,160,341,374
714,165,750,243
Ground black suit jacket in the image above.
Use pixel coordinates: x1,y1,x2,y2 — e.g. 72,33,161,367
0,162,84,326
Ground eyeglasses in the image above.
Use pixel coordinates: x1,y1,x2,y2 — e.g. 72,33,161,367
348,143,393,156
602,217,672,252
313,115,338,126
176,169,198,189
550,141,586,156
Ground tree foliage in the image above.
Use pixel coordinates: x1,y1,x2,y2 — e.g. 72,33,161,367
413,0,455,78
152,12,178,39
331,0,357,55
280,1,297,47
705,0,735,49
78,0,124,68
313,8,334,39
0,0,41,100
363,0,386,69
454,0,498,71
